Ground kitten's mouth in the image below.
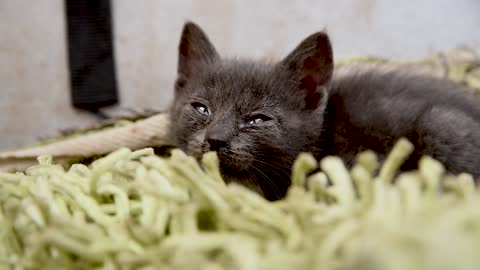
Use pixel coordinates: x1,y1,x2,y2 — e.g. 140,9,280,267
216,151,252,172
187,143,254,182
194,147,291,200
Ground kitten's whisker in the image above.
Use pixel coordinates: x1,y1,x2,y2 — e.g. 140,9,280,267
251,156,293,173
249,164,281,198
253,161,290,178
244,168,262,192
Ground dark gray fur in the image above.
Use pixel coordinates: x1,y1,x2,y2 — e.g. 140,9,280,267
168,22,480,200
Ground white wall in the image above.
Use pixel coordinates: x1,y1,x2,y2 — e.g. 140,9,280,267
1,0,480,150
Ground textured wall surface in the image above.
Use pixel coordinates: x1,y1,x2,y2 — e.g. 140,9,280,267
1,0,480,150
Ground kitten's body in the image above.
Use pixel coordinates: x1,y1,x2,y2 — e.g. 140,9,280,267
169,22,480,200
326,66,480,173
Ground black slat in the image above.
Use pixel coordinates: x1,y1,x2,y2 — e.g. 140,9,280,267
65,0,118,111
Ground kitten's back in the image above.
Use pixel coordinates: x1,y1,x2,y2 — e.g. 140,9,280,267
326,64,480,177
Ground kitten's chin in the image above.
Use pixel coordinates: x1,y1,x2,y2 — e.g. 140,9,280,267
219,168,288,201
184,148,251,175
214,153,257,184
216,152,253,172
209,152,291,201
222,172,263,192
219,167,257,186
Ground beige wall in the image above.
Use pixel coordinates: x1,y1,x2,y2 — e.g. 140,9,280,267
1,0,480,150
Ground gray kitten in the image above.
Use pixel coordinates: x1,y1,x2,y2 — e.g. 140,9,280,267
168,22,480,200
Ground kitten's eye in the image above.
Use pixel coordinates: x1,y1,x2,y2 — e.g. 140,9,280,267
192,102,210,116
245,114,272,125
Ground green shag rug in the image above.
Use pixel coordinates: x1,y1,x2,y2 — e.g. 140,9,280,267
1,48,480,269
2,138,480,270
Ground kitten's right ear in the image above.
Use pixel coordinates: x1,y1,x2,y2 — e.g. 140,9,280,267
176,22,219,89
279,31,334,111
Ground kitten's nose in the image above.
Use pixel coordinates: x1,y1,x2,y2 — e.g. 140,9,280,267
206,129,229,152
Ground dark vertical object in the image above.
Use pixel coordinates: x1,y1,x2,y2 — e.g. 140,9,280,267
65,0,118,111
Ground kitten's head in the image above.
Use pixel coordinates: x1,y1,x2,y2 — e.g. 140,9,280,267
170,22,334,200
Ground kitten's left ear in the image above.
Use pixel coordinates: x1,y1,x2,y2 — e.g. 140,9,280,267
176,22,219,89
279,32,334,111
